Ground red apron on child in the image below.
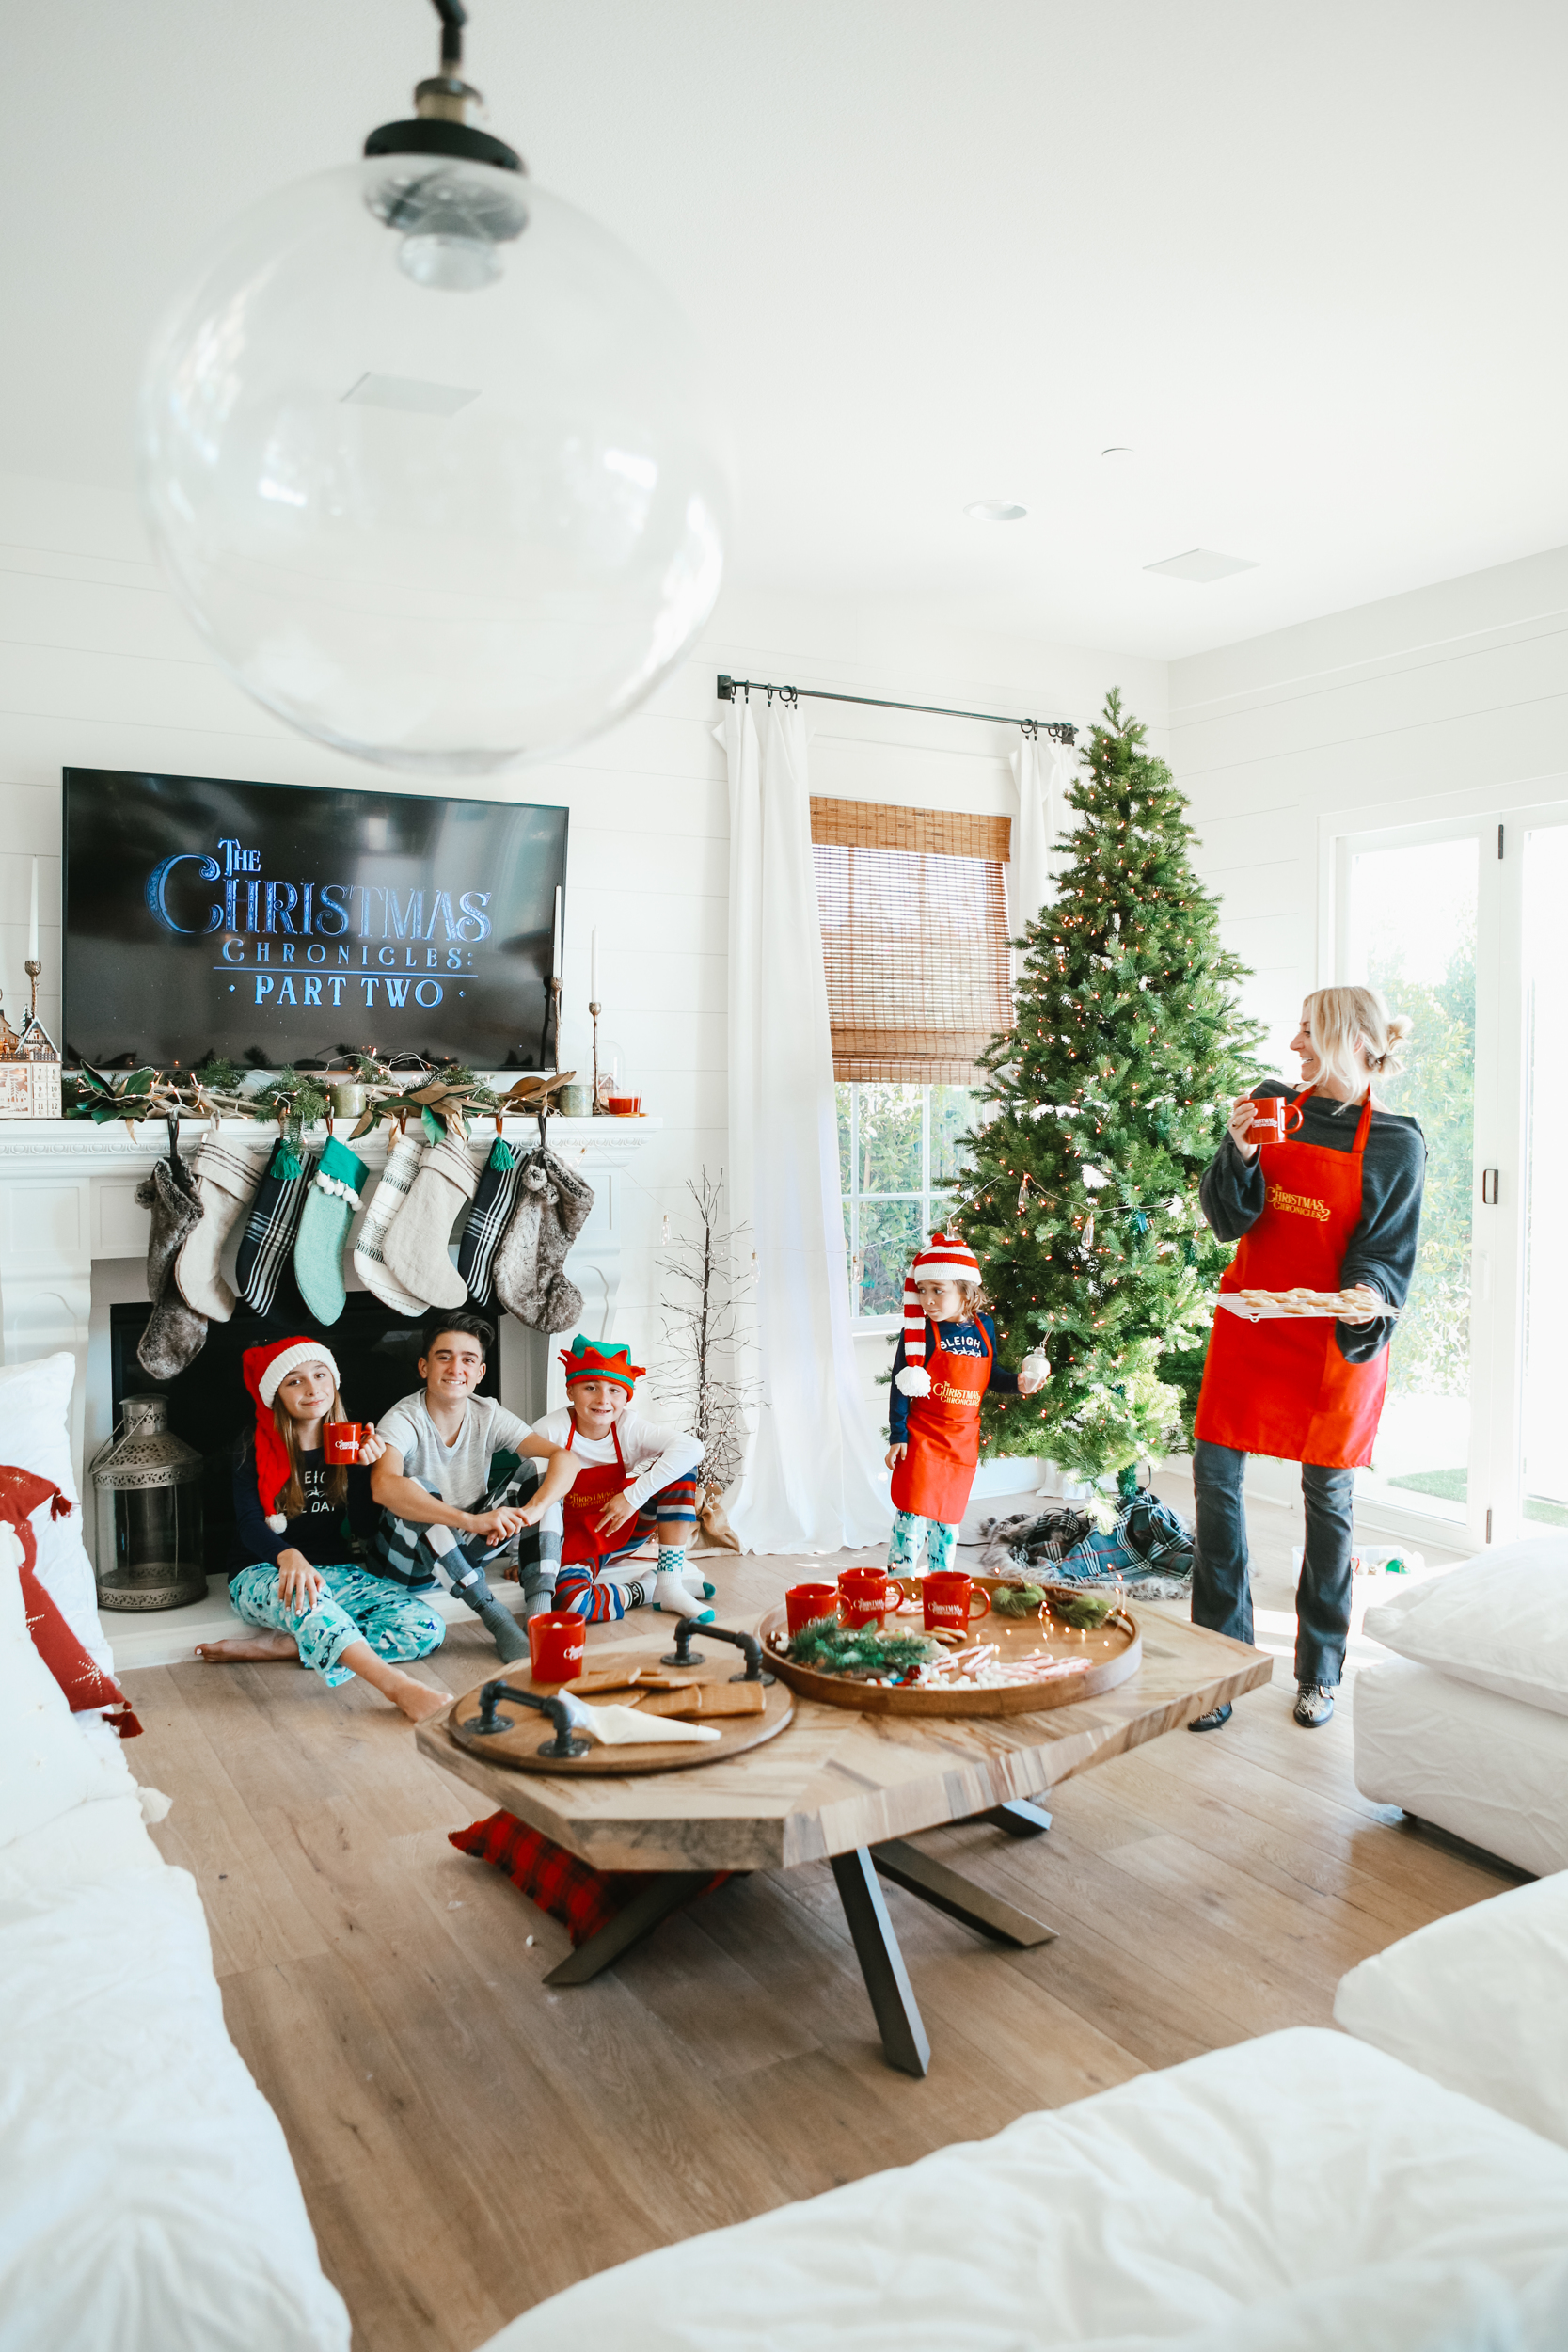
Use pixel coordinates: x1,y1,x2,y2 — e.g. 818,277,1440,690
1194,1089,1387,1470
560,1422,638,1570
891,1323,992,1523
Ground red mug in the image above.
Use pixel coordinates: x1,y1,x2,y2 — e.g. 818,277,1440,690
838,1568,902,1629
921,1572,991,1635
324,1421,372,1465
1244,1094,1304,1147
528,1612,586,1685
785,1581,840,1635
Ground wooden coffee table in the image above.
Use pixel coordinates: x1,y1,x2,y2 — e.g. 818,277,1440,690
418,1596,1269,2076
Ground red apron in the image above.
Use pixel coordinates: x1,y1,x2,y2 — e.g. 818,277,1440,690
891,1321,992,1522
1194,1089,1386,1469
560,1421,637,1570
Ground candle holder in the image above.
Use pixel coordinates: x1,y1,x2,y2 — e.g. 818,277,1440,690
589,997,604,1114
24,957,40,1020
549,975,562,1073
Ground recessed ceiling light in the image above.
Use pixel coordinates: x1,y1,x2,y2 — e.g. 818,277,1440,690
1100,445,1134,460
1144,547,1259,584
965,500,1027,523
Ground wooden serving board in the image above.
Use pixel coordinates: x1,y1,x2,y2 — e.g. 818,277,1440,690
759,1579,1141,1717
446,1650,795,1775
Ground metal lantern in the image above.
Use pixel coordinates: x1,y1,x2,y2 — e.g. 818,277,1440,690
89,1396,208,1611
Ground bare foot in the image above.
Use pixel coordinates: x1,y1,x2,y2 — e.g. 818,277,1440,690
196,1631,299,1663
384,1672,451,1724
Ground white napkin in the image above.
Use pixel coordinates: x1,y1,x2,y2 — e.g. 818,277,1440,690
556,1692,720,1747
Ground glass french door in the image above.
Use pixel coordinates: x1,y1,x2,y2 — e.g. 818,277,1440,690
1337,799,1568,1548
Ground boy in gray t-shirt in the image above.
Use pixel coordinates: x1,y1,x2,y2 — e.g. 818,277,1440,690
370,1314,578,1662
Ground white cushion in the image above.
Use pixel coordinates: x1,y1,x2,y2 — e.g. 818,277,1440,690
0,1861,349,2352
1335,1870,1568,2152
1364,1536,1568,1716
0,1522,128,1854
477,2028,1568,2352
1354,1657,1568,1880
0,1350,113,1674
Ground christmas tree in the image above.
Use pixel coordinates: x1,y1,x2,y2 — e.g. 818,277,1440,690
958,691,1265,1485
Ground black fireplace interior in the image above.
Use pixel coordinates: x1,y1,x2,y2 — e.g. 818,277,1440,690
109,1294,500,1575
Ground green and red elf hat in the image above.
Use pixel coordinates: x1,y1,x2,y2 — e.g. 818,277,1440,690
558,1335,644,1394
243,1337,341,1532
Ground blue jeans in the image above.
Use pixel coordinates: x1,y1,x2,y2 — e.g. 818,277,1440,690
1190,1440,1356,1690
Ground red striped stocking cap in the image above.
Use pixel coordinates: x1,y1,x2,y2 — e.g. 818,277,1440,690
243,1338,341,1533
895,1232,981,1397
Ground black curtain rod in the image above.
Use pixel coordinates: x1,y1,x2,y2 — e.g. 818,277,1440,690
716,674,1077,745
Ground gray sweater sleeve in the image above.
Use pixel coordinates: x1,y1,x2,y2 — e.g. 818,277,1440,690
1199,1090,1427,1364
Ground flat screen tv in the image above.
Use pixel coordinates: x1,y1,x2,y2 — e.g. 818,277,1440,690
63,769,568,1070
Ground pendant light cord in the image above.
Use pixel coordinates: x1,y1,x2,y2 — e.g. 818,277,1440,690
431,0,467,69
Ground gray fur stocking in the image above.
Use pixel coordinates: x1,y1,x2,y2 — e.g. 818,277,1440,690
135,1153,210,1378
491,1146,594,1332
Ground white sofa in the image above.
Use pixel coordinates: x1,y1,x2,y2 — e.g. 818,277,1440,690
0,1354,348,2352
1354,1534,1568,1877
477,1871,1568,2350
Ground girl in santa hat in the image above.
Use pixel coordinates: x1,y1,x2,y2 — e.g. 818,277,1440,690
197,1336,449,1723
886,1233,1048,1581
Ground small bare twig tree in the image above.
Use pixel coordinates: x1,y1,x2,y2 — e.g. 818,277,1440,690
655,1170,761,1494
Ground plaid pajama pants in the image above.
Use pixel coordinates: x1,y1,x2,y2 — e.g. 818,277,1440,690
371,1450,563,1603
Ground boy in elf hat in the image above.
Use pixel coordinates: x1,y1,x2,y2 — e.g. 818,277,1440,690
371,1311,579,1662
198,1336,449,1722
531,1337,713,1623
885,1233,1048,1580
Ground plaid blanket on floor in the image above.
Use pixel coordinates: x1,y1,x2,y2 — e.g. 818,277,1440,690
450,1814,729,1947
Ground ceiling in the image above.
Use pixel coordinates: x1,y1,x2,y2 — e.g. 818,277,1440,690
6,0,1568,660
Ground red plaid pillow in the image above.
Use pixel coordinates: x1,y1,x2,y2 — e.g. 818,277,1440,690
449,1813,726,1947
2,1463,142,1738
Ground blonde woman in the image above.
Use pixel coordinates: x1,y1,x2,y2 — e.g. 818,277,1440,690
1187,985,1426,1733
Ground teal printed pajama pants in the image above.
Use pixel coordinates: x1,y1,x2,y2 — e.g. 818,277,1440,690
229,1561,445,1687
887,1510,958,1578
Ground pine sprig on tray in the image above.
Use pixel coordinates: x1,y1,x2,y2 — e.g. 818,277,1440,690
784,1619,940,1681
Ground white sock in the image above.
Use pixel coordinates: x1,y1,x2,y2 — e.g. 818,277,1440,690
380,1134,478,1311
653,1571,713,1619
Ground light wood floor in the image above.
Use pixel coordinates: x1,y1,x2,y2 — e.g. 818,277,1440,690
124,1477,1516,2352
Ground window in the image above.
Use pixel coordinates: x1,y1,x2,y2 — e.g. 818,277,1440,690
837,1081,976,1322
811,800,1011,1082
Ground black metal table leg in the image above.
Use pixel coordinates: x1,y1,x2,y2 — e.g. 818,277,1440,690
870,1838,1056,1947
543,1871,711,1987
830,1847,931,2077
980,1799,1053,1837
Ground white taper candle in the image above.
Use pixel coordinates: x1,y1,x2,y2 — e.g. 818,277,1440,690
28,857,39,964
551,885,562,978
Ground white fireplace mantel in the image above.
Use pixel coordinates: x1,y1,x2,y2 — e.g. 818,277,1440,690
0,1114,659,1490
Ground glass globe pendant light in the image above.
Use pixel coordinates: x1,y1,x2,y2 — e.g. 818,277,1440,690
137,0,726,773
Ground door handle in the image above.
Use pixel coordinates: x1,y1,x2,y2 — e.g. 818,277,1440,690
1481,1168,1500,1205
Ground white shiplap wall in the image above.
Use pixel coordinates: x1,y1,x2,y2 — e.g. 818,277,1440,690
1168,543,1568,1069
0,468,1164,1404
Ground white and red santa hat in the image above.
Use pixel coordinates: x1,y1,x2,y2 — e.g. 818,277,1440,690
895,1232,981,1397
243,1337,341,1532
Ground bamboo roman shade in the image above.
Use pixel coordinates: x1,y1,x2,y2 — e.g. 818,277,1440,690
810,799,1012,1084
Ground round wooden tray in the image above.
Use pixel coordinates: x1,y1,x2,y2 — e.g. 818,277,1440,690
446,1650,795,1774
758,1579,1141,1717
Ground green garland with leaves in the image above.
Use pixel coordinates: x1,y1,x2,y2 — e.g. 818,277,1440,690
61,1051,577,1155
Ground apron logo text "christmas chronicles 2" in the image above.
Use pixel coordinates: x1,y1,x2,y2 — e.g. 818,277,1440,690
145,836,493,1016
1265,1182,1332,1223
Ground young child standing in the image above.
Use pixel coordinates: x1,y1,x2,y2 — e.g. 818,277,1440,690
531,1336,712,1624
885,1233,1048,1578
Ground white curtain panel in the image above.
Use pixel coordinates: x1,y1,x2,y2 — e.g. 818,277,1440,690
721,695,890,1553
1008,730,1078,951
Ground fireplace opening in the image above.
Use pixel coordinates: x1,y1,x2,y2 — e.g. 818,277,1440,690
107,1294,501,1576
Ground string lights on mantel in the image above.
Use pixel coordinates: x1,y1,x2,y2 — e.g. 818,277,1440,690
137,0,726,774
716,676,1078,744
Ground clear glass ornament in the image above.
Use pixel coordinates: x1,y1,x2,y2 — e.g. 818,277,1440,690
138,154,725,773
